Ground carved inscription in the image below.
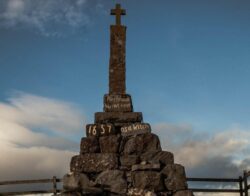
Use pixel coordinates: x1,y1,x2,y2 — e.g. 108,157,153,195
121,123,151,136
86,124,116,137
104,94,133,112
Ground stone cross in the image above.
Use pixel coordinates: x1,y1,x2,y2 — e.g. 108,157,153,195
111,4,126,26
109,4,127,95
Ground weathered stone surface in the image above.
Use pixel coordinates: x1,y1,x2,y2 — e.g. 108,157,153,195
132,171,164,192
161,164,188,191
95,112,143,124
173,190,194,196
109,25,126,95
80,137,99,154
70,154,118,173
140,151,174,165
104,94,133,112
86,123,116,137
63,172,92,191
99,135,121,153
127,188,157,196
95,170,127,194
121,123,151,136
59,191,82,196
120,155,140,167
122,133,161,155
131,163,161,171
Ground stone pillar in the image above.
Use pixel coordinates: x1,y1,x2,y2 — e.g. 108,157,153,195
109,25,126,94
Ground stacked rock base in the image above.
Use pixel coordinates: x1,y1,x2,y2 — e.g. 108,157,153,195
61,94,193,196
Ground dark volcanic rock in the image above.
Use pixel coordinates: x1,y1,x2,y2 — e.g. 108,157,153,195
132,171,164,192
120,155,140,167
104,94,133,112
80,137,100,154
121,123,151,137
70,154,118,173
86,123,116,137
140,151,174,166
122,133,161,155
173,190,194,196
131,163,161,171
99,135,121,153
161,164,188,191
95,170,127,194
95,112,143,124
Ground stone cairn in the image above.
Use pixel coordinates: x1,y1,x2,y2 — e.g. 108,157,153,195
61,4,194,196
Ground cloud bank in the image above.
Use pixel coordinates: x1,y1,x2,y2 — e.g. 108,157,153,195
0,92,85,183
0,0,104,36
154,123,250,178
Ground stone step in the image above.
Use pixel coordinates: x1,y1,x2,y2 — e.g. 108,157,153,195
95,112,143,124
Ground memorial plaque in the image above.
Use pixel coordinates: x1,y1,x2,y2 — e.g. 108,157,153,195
104,94,133,112
121,123,151,136
86,123,116,137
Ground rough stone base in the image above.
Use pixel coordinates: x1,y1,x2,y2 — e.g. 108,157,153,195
70,154,118,173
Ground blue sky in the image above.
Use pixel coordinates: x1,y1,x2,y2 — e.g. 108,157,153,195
1,0,250,132
1,0,250,191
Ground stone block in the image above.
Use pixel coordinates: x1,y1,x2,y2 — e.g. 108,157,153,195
121,123,151,136
86,123,116,137
131,163,161,171
140,151,174,166
161,164,188,191
80,137,100,154
99,135,121,153
95,170,127,194
132,171,164,192
70,154,118,173
127,188,157,196
173,190,194,196
120,155,140,167
121,133,161,155
95,112,143,124
104,94,133,112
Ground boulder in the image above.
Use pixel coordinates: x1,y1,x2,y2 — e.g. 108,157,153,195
122,133,161,155
95,170,127,194
161,164,188,191
99,135,121,153
132,171,164,192
80,137,100,154
70,154,118,173
140,151,174,166
173,190,194,196
127,188,157,196
120,155,140,167
131,163,161,171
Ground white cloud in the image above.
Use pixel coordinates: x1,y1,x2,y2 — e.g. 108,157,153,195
0,0,104,36
153,123,250,178
0,92,85,182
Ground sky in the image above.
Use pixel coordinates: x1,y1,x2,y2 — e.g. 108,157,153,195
1,0,250,195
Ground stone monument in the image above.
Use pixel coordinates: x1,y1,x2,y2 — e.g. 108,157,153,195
61,4,194,196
